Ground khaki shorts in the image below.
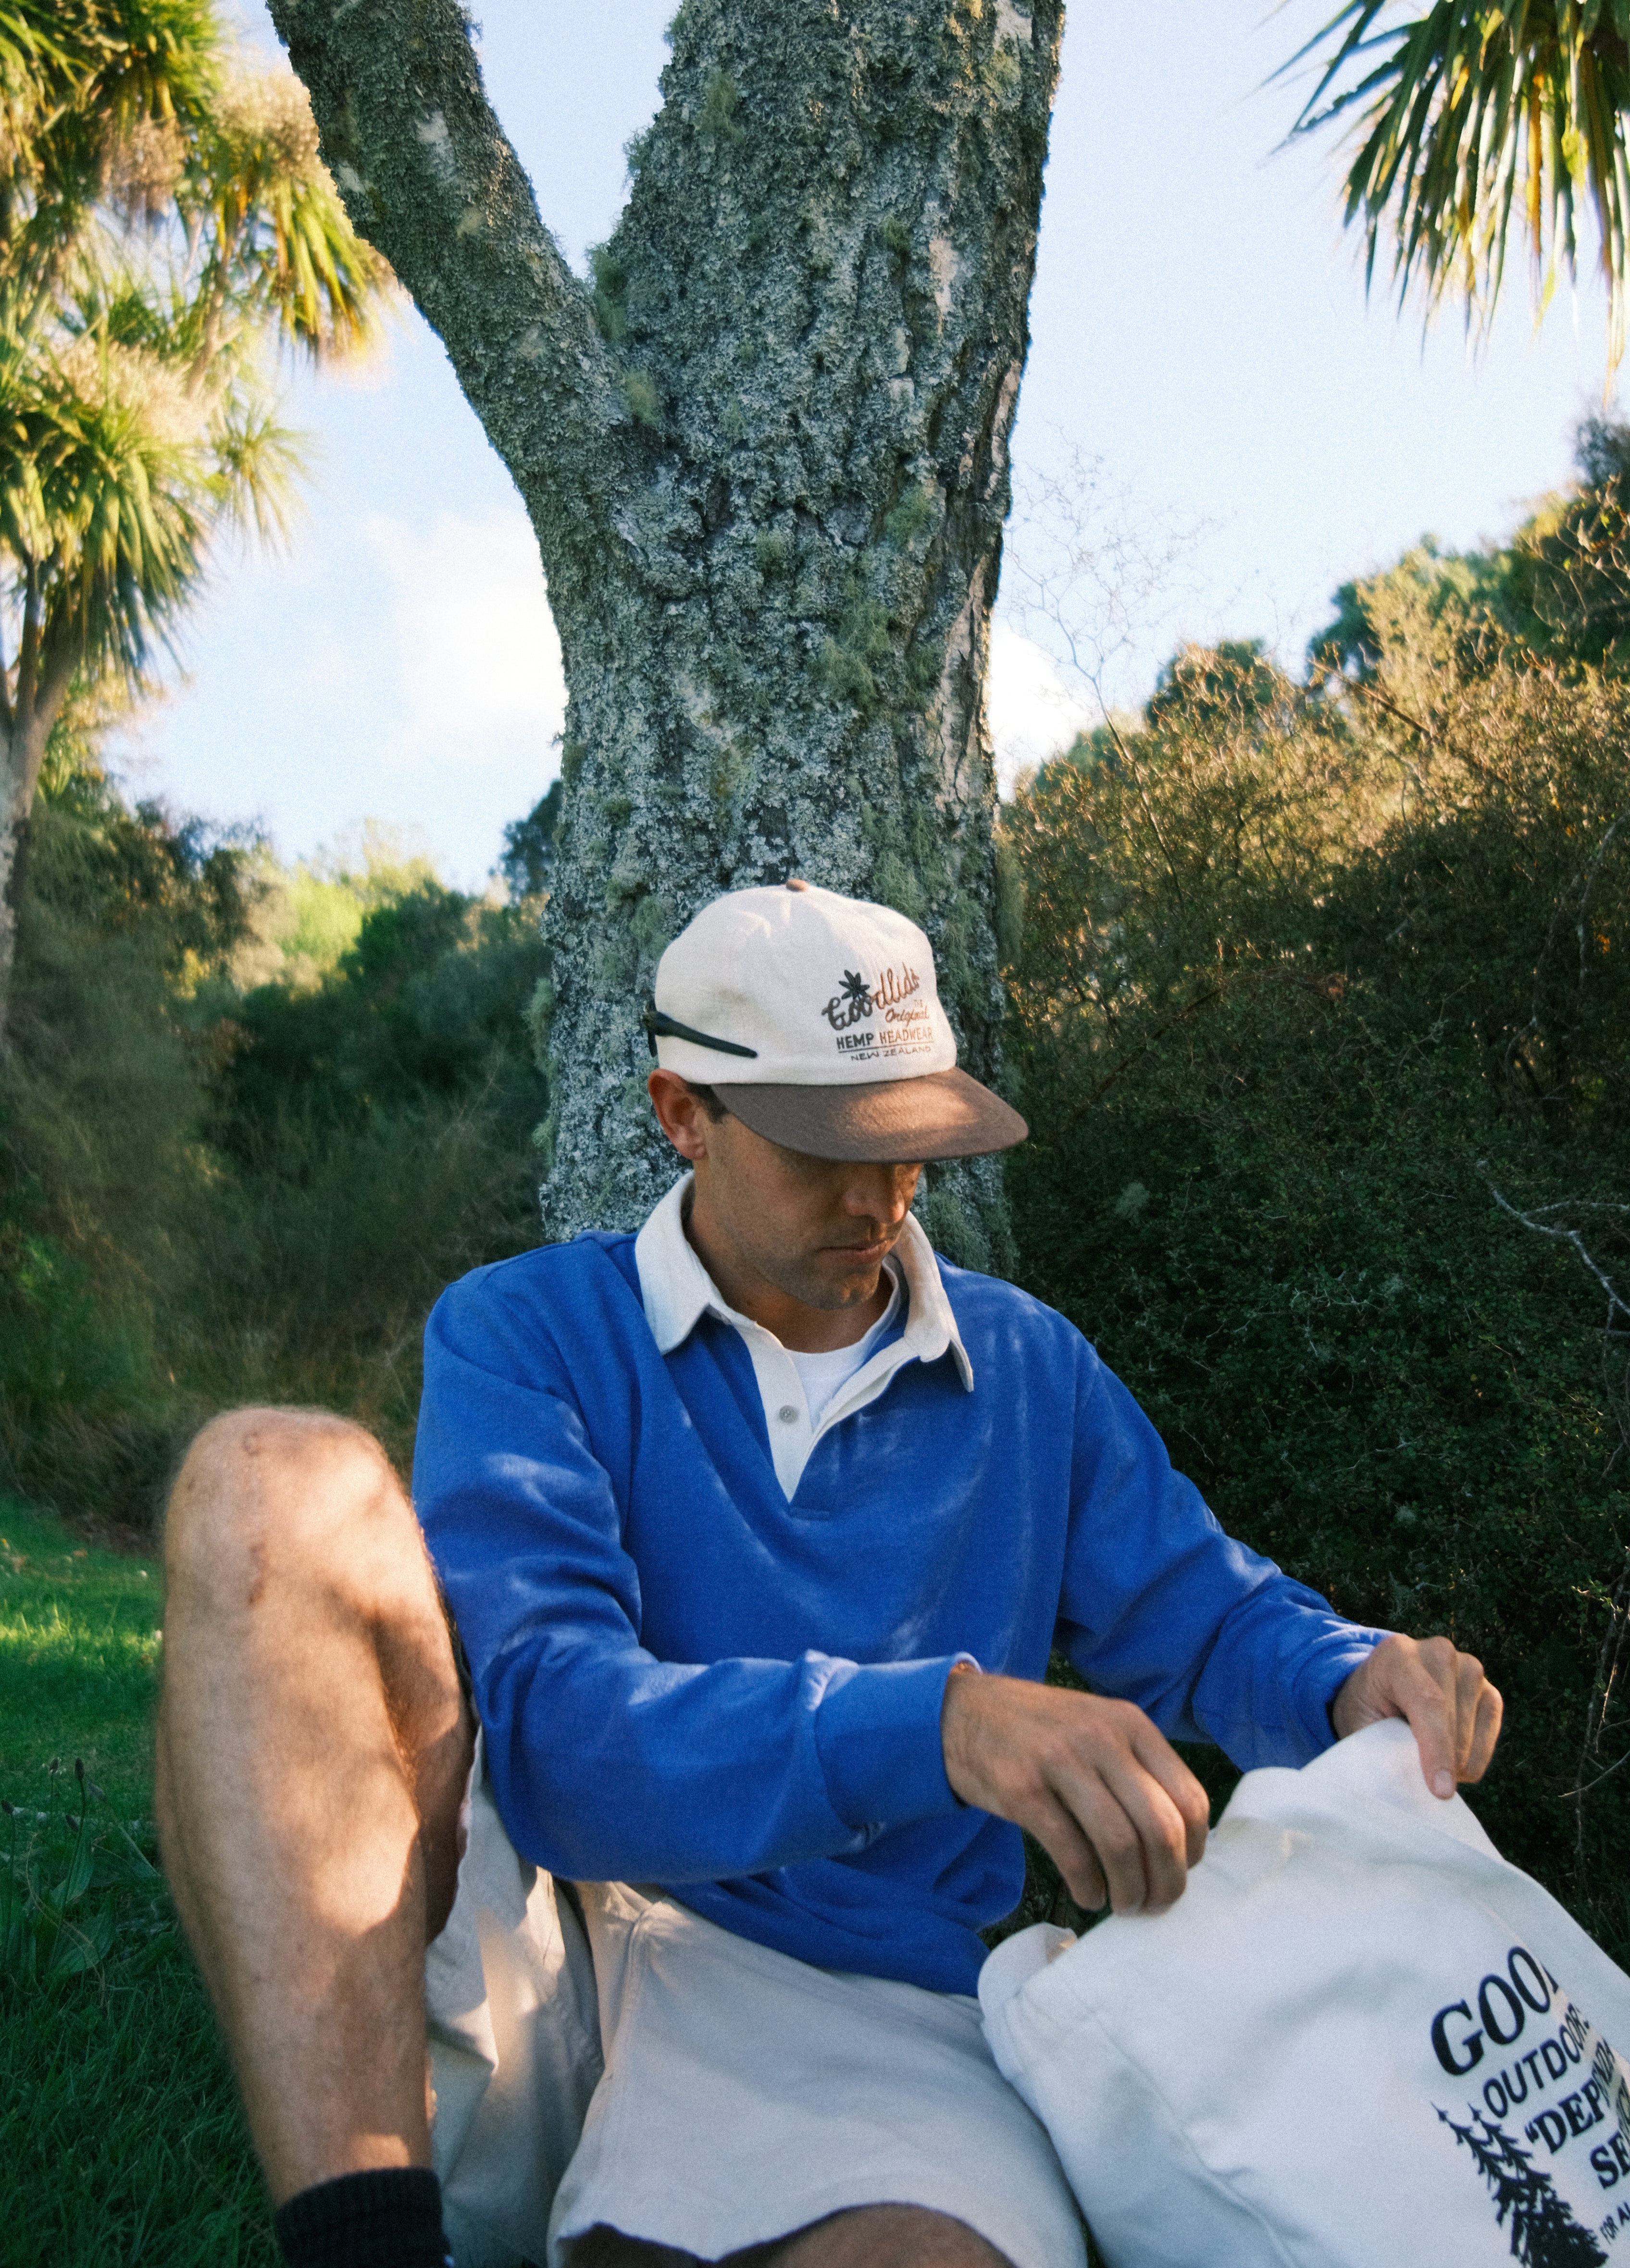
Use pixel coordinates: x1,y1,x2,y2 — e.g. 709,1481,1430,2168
426,1740,1086,2268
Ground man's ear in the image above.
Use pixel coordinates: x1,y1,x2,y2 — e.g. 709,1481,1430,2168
648,1070,711,1163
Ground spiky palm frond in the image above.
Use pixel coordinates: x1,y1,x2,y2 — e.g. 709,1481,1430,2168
0,326,207,687
1283,2,1630,372
0,0,219,319
206,382,303,549
0,3,104,132
0,0,389,884
0,0,217,187
48,395,206,687
0,4,391,727
180,64,392,366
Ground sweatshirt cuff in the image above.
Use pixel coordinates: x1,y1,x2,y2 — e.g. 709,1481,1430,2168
1298,1626,1393,1758
813,1655,976,1832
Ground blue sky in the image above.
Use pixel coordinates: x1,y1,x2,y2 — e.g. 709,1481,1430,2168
119,0,1625,888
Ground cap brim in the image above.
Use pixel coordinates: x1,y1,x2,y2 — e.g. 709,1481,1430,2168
709,1068,1028,1162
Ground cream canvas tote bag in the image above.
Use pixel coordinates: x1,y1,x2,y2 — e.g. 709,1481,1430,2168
979,1720,1630,2268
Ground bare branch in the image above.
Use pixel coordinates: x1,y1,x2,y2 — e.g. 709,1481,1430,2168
1348,675,1437,751
1000,445,1209,702
1559,1738,1630,1804
1482,1180,1630,1340
266,0,626,583
1099,708,1186,909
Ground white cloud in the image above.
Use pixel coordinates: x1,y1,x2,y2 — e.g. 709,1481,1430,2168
362,509,567,764
986,621,1096,798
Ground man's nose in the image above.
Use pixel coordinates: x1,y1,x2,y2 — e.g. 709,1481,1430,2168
840,1165,915,1223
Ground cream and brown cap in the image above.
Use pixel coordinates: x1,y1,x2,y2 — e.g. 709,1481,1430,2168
646,881,1027,1162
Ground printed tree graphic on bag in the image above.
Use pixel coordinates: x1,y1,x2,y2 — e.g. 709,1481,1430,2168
1438,2107,1608,2265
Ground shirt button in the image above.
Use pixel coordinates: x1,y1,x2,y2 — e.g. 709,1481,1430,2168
777,1405,798,1424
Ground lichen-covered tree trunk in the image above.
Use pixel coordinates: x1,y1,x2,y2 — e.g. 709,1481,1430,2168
269,0,1062,1263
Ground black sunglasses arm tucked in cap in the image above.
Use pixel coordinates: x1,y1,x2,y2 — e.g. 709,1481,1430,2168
642,1001,759,1061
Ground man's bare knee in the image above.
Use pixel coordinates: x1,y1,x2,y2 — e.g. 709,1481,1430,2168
170,1406,396,1531
166,1406,417,1621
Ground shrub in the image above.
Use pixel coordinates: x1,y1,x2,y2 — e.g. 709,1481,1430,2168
0,768,550,1518
1003,622,1630,1960
0,774,251,1520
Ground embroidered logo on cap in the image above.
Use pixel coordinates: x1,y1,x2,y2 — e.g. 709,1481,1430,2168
820,962,933,1062
823,971,879,1032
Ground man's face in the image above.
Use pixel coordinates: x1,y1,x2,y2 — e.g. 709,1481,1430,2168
647,1071,922,1320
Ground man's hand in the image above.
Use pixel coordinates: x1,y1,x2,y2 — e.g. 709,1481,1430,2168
1331,1633,1503,1797
940,1669,1210,1915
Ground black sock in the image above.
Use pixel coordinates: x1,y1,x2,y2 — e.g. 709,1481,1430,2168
273,2168,452,2268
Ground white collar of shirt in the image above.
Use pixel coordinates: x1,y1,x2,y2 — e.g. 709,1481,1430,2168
634,1172,974,1500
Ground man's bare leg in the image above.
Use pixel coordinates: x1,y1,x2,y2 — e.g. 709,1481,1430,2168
155,1408,473,2206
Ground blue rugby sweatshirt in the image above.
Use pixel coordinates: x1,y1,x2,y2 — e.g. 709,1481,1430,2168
414,1215,1384,1996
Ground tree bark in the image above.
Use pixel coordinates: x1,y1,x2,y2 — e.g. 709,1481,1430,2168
0,649,73,1047
0,769,25,1047
267,0,1062,1263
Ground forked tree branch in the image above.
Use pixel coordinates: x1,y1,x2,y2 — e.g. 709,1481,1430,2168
266,0,627,582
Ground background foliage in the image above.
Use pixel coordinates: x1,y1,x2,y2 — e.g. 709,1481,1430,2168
1001,431,1630,1959
0,748,551,1526
0,0,392,1033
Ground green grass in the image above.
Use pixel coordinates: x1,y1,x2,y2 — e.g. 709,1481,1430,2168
0,1502,163,1814
0,1496,275,2266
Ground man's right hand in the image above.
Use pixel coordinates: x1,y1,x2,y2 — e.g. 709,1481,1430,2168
940,1669,1210,1915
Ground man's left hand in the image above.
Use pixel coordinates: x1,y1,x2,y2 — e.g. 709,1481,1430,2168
1331,1633,1503,1797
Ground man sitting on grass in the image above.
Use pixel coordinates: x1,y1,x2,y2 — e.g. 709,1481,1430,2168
155,880,1503,2268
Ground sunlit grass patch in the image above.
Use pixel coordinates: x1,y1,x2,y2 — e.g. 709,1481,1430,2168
0,1501,164,1812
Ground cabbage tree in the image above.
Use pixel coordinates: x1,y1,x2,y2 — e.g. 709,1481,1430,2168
1286,1,1630,371
0,0,389,1036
